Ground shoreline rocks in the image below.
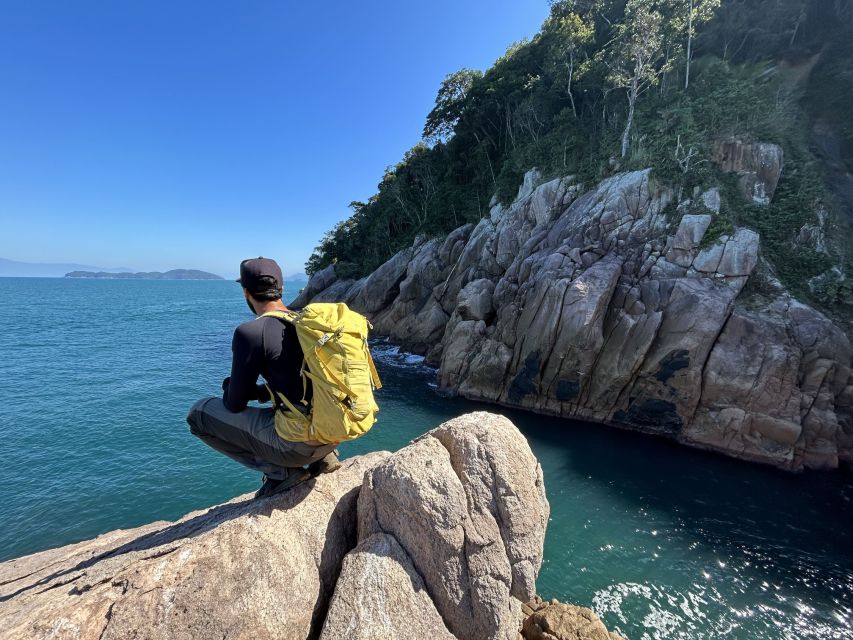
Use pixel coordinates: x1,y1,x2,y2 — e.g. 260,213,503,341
296,168,852,472
0,414,618,640
522,597,625,640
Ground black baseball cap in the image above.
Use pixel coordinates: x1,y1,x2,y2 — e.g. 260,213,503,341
237,257,283,296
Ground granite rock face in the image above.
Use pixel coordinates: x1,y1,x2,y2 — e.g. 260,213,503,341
299,167,853,471
352,412,550,640
291,264,339,308
318,532,456,640
0,453,388,640
1,413,619,640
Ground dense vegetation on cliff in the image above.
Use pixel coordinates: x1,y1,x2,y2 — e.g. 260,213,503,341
306,0,852,314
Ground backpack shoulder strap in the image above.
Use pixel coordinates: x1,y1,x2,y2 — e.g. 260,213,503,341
261,309,310,406
260,309,300,323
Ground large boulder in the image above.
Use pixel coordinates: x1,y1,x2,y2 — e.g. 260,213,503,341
0,454,388,640
354,412,550,640
681,296,853,471
456,278,496,321
716,228,760,277
499,254,624,414
671,214,712,251
370,238,453,352
521,597,624,640
682,306,803,466
308,277,363,305
615,277,740,435
350,247,414,315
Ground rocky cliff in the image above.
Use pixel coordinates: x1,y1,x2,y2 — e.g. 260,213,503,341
294,158,852,472
0,413,620,640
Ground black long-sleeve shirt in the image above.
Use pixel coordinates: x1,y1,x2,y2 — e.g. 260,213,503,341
222,315,309,413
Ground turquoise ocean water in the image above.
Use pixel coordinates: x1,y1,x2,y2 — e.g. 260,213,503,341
0,277,850,639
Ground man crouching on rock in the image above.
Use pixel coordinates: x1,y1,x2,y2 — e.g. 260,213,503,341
187,257,340,499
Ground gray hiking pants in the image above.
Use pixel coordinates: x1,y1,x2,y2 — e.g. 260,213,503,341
187,397,336,480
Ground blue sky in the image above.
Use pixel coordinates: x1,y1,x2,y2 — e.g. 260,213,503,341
0,1,547,277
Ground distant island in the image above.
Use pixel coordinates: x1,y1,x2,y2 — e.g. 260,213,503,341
0,257,132,278
65,269,223,280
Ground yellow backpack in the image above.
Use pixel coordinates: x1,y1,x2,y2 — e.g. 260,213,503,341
261,303,382,444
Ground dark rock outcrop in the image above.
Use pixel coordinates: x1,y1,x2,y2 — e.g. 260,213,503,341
711,137,784,205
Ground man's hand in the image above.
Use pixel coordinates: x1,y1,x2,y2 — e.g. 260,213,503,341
224,375,270,404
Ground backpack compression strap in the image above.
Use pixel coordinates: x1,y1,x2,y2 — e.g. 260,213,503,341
366,345,382,390
260,309,311,407
263,382,311,428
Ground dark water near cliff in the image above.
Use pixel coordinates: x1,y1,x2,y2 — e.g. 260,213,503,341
0,277,850,639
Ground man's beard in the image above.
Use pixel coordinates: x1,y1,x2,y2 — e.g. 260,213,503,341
246,298,256,315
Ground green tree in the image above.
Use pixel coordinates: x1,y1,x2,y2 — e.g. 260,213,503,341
604,0,668,158
386,143,439,229
544,5,595,117
423,68,483,143
675,0,720,88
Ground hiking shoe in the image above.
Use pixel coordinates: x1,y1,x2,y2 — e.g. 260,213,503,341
308,451,341,477
269,468,310,495
254,468,310,499
254,475,282,499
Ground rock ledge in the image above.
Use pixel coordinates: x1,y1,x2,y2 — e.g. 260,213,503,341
0,414,620,640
